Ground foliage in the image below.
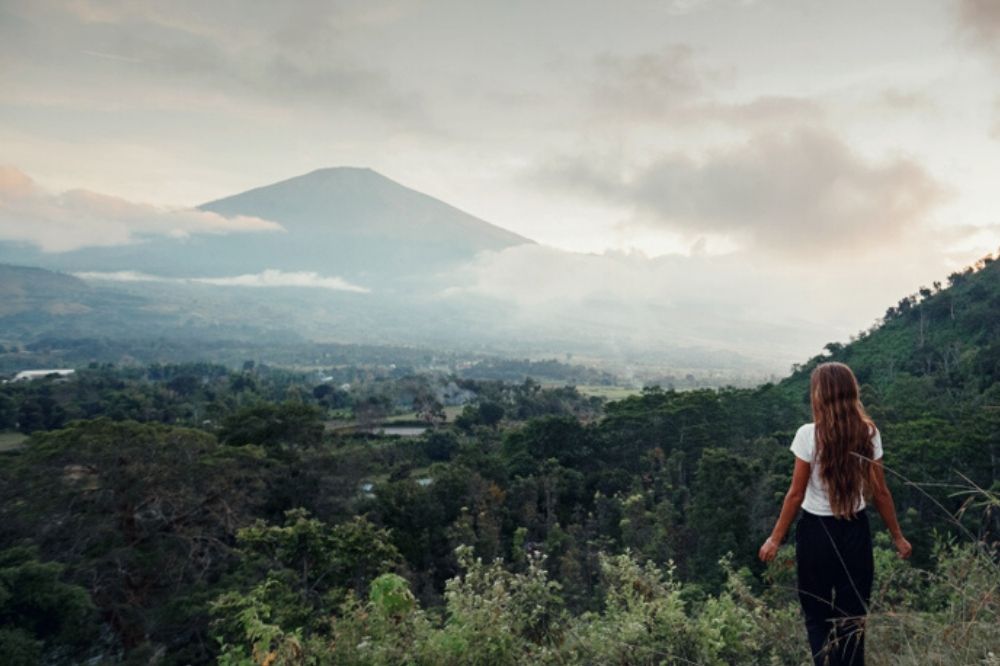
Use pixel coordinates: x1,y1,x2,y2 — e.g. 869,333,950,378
219,402,325,449
2,250,1000,663
0,419,271,663
0,545,99,663
212,509,402,647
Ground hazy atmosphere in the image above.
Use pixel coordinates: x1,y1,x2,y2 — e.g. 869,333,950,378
3,0,1000,373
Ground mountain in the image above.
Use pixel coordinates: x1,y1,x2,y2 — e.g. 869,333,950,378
200,167,530,253
0,168,533,286
191,167,532,285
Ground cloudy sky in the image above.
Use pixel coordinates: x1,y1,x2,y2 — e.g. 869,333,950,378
2,0,999,367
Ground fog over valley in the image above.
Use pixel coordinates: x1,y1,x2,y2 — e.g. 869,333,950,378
2,163,988,381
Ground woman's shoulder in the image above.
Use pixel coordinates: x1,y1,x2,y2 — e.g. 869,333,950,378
790,423,815,459
793,423,815,443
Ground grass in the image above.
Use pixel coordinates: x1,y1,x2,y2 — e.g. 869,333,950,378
575,385,642,400
0,431,27,451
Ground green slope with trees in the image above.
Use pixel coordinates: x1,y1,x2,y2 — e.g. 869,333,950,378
0,253,998,664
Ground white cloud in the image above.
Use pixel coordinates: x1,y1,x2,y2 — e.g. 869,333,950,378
438,230,998,371
192,270,369,292
72,271,172,282
75,268,369,293
436,244,826,368
0,166,284,252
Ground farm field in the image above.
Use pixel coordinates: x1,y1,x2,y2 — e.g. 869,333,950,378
574,385,642,400
0,431,27,451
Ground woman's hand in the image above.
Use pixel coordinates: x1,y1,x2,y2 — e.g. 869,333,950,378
893,535,912,560
758,536,780,562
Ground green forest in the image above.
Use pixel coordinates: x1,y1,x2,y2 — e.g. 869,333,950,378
1,255,999,665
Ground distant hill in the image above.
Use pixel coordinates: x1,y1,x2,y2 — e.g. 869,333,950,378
0,168,533,286
776,253,1000,401
0,264,92,316
0,264,308,349
0,264,149,343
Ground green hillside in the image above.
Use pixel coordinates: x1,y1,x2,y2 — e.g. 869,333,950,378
782,253,1000,398
0,254,997,664
0,264,94,317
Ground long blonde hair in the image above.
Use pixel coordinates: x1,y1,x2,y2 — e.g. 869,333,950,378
810,362,877,518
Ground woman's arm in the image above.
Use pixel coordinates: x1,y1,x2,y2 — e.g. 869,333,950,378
759,457,811,562
870,459,912,559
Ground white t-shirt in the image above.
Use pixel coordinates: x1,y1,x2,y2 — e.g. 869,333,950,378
790,422,883,516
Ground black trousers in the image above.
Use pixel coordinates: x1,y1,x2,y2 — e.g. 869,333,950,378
795,509,874,666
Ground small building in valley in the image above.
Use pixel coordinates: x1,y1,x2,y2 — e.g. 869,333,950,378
9,369,76,382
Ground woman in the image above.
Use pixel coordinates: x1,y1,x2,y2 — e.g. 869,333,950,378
758,361,912,666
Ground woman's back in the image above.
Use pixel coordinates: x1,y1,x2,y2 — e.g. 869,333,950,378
790,422,883,516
